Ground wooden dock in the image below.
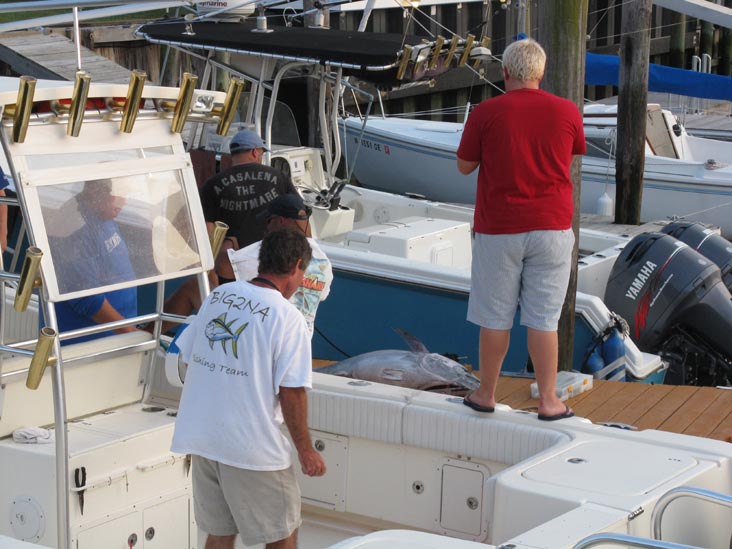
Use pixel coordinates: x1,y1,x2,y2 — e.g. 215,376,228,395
0,31,132,83
496,376,732,443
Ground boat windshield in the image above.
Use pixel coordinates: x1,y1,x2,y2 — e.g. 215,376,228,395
38,172,200,298
7,118,211,302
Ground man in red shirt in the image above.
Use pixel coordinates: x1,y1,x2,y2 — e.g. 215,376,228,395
456,38,585,421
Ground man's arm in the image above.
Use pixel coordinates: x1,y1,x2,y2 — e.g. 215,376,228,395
280,386,326,477
457,157,479,175
90,298,138,334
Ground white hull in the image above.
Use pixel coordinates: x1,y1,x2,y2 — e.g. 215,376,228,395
341,114,732,236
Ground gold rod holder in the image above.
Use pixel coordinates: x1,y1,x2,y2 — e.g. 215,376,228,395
445,36,460,67
473,37,492,69
120,70,147,134
216,78,244,136
14,247,43,313
13,75,37,144
26,327,57,390
171,72,198,134
428,36,445,70
396,45,413,81
67,71,91,137
209,221,229,260
458,34,475,67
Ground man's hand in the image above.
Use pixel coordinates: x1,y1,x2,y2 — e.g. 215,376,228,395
280,386,326,477
298,447,326,477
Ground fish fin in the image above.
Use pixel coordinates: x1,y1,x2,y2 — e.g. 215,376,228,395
208,338,214,350
232,339,238,359
393,328,429,353
216,313,227,322
235,322,248,337
220,339,228,354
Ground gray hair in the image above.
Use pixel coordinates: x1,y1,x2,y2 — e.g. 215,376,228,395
502,38,546,82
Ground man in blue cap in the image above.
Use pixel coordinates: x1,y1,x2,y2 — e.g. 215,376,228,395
200,129,298,283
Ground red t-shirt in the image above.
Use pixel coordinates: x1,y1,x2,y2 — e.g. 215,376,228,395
457,88,585,234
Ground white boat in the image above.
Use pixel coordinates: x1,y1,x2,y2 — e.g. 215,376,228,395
339,103,732,237
136,16,666,379
0,50,730,549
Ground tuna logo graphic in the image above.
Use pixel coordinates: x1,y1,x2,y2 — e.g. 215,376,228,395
204,313,248,358
625,260,657,301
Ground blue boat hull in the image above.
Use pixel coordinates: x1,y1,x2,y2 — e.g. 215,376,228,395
313,269,600,375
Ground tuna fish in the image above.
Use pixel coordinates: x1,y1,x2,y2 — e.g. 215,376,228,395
205,313,248,358
318,329,479,396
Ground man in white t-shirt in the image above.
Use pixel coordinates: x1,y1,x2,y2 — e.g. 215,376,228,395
228,193,333,338
172,229,326,549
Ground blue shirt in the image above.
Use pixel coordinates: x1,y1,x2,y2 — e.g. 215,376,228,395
52,204,137,343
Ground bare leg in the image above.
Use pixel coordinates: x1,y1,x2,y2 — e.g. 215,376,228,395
266,529,298,549
527,328,572,417
468,328,510,409
205,534,236,549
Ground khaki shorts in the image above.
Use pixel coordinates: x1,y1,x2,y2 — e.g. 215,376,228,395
192,455,302,545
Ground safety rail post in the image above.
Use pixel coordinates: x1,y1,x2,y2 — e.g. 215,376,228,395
651,486,732,542
573,532,700,549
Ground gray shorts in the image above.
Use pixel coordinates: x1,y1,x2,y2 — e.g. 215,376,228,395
468,230,574,331
192,455,301,545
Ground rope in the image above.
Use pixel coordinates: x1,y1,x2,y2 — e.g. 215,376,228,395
315,325,351,358
668,198,732,221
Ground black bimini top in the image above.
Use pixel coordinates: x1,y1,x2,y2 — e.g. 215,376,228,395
137,20,438,84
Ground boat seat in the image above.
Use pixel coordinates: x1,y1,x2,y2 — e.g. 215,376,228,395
308,388,405,445
0,331,153,438
403,405,570,466
308,384,570,466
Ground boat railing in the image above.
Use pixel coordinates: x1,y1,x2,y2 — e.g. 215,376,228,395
651,486,732,542
573,532,700,549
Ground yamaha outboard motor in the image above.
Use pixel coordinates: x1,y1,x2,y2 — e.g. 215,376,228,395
604,233,732,385
660,221,732,292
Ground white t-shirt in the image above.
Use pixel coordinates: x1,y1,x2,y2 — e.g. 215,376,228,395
171,281,312,471
228,237,333,337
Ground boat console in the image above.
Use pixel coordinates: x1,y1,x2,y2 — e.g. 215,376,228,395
0,76,226,548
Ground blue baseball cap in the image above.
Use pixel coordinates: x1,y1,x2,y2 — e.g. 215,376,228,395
228,129,269,154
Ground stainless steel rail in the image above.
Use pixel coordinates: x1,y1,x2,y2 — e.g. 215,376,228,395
651,486,732,542
574,533,700,549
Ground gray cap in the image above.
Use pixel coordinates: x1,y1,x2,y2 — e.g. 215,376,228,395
229,129,269,154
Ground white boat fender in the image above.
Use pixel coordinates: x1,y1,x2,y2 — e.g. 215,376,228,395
164,317,194,387
597,191,614,216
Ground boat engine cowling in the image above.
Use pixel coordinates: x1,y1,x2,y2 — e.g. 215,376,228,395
604,232,732,360
660,221,732,291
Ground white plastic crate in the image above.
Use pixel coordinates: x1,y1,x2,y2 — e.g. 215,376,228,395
531,371,594,401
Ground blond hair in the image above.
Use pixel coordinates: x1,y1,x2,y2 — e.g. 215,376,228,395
502,38,546,82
